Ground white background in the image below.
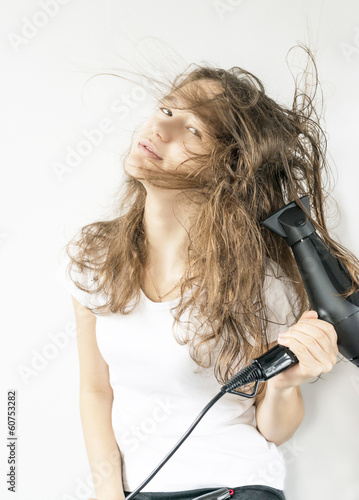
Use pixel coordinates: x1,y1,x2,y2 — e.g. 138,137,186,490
1,1,359,499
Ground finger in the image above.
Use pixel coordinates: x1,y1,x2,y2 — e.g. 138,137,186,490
301,310,318,319
288,322,337,359
278,334,336,373
278,335,324,374
297,318,338,349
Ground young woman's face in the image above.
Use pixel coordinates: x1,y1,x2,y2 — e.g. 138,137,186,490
124,79,222,178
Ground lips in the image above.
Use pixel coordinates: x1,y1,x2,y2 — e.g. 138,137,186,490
138,139,163,159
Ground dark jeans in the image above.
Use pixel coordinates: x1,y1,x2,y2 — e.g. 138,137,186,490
124,485,286,499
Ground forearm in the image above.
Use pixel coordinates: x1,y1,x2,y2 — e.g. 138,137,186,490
80,391,125,500
255,382,305,446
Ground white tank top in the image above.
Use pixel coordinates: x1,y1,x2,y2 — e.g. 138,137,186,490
55,249,299,492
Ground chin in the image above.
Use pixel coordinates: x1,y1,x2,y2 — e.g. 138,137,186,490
123,161,149,185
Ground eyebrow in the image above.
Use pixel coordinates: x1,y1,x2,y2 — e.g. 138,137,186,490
160,95,180,106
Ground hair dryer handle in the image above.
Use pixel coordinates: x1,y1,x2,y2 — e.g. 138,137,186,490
252,344,299,380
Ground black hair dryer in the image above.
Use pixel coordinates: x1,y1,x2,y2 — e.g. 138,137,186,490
260,195,359,367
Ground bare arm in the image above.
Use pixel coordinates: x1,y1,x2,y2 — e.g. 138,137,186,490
255,308,340,446
255,382,305,446
254,341,305,447
72,296,125,500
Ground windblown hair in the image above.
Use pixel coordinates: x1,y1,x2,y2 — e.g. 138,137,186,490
65,45,359,396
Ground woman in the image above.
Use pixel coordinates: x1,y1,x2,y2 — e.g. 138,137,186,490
56,47,359,500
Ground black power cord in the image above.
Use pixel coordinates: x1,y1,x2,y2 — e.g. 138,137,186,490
126,344,297,499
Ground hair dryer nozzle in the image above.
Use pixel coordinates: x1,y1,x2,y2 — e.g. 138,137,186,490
260,195,316,246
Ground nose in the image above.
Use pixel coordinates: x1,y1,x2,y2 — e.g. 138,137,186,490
152,116,182,142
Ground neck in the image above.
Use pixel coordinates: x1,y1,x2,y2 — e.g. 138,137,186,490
143,188,199,280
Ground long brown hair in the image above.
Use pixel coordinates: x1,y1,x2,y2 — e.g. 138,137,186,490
64,45,359,396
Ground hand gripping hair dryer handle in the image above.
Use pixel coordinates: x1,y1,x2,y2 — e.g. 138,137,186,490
260,195,359,367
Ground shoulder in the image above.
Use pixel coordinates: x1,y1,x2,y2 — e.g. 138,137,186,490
55,245,108,312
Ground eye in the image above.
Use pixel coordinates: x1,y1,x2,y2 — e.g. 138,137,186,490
159,107,202,138
187,126,201,138
160,107,172,117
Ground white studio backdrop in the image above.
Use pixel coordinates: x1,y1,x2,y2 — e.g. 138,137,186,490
1,0,359,499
